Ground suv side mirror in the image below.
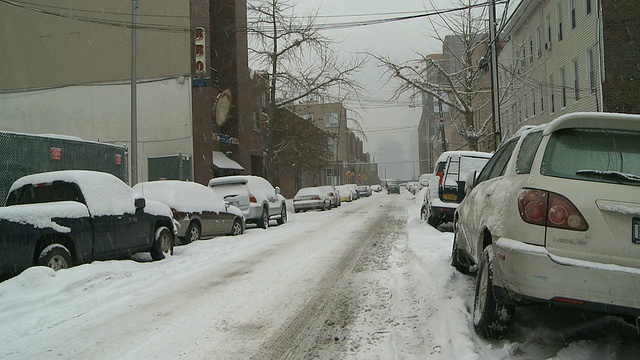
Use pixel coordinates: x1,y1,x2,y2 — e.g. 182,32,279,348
135,197,146,209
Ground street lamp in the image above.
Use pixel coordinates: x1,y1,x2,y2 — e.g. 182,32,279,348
372,147,384,163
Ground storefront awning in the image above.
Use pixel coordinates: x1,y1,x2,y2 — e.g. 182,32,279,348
212,151,244,171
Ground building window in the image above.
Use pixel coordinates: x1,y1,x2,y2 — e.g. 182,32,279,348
587,48,596,94
586,0,592,15
261,92,267,110
540,82,545,112
572,58,580,101
524,93,529,119
557,3,563,41
549,74,555,113
570,0,576,29
529,37,534,64
532,88,536,116
536,26,542,57
253,111,260,131
546,15,552,49
560,67,567,108
324,112,339,127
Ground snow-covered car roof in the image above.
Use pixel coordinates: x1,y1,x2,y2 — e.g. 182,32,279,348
294,187,323,197
434,150,493,165
9,170,143,217
133,180,229,214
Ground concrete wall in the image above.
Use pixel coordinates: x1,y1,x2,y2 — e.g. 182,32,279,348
0,78,193,183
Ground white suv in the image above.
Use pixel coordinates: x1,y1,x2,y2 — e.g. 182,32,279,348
421,151,492,227
452,112,640,339
208,175,287,229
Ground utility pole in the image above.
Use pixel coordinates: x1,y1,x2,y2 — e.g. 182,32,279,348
489,0,501,150
130,0,138,185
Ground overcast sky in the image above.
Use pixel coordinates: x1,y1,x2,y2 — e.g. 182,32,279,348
294,0,467,179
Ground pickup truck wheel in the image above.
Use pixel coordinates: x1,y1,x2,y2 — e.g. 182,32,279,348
151,227,173,260
182,222,200,244
258,207,269,229
276,205,287,225
230,218,243,236
37,244,72,271
473,246,514,339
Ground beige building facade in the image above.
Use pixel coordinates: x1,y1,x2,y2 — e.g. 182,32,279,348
1,0,193,183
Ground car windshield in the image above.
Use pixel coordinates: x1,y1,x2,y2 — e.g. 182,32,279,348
541,128,640,186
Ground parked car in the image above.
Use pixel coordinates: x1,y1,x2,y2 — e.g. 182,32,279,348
452,112,640,340
318,185,340,208
356,185,372,197
133,181,245,244
0,170,176,277
387,182,400,194
371,184,383,193
336,184,355,202
422,150,493,227
293,187,331,212
208,175,287,229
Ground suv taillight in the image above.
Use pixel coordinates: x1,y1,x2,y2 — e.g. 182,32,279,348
250,195,257,203
518,189,588,231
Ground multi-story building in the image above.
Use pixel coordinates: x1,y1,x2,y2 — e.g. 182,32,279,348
499,0,640,139
291,101,356,186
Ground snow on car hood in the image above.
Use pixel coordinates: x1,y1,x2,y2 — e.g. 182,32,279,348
0,202,89,233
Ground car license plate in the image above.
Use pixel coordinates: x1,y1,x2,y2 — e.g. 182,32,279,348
633,218,640,244
443,193,457,201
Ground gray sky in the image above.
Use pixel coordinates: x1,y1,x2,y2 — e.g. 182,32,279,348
298,0,458,179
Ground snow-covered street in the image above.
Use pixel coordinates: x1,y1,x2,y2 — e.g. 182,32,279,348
0,189,638,359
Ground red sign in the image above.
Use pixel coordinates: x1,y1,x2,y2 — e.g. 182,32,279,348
115,154,122,165
50,147,62,161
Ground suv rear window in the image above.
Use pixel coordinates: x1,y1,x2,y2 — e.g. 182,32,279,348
541,128,640,186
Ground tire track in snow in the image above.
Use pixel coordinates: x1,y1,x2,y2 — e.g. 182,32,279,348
252,199,399,359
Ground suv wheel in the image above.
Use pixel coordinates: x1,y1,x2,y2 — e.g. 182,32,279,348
420,206,428,221
451,223,470,274
258,207,269,229
276,205,287,225
151,227,174,260
182,222,200,244
473,246,514,339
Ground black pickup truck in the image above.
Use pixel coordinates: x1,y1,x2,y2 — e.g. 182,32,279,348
0,170,176,278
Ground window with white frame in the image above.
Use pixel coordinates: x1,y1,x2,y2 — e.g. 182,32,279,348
572,58,580,101
532,88,536,116
587,48,596,94
557,3,563,41
586,0,592,15
570,0,576,29
546,15,552,49
540,82,545,112
529,37,534,64
324,112,339,127
549,74,555,113
524,93,529,118
536,26,542,57
560,67,567,108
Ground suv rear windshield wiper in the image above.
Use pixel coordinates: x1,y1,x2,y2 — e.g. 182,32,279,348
576,170,640,183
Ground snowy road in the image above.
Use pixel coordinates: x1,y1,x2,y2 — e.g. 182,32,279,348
1,189,639,359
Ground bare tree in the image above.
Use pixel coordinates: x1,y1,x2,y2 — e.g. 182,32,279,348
373,0,495,151
248,0,364,183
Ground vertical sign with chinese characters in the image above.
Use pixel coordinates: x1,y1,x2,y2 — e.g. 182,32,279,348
195,27,206,74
